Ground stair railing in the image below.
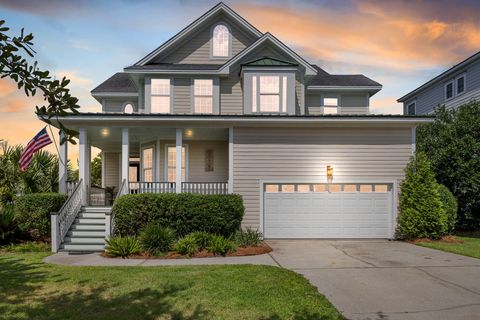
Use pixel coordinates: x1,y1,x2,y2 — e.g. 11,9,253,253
51,179,84,253
106,179,128,238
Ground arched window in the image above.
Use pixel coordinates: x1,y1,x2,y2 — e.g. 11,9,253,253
212,24,229,57
123,103,134,114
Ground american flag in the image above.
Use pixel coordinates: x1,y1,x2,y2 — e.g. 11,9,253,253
19,127,53,172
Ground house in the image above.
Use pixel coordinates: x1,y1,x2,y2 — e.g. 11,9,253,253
45,2,432,252
398,51,480,114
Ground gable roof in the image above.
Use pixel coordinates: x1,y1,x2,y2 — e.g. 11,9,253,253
135,2,262,66
91,73,138,94
220,33,318,75
397,50,480,102
241,56,298,67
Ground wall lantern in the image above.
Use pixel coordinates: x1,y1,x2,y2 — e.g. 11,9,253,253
184,129,193,138
326,165,333,182
101,128,109,137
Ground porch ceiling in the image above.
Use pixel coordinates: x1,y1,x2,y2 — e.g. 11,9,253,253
85,126,228,151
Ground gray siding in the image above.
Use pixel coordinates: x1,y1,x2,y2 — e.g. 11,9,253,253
306,92,369,115
103,152,120,188
404,59,480,114
173,78,191,113
159,140,228,182
103,98,139,113
232,127,412,228
156,18,256,64
220,73,243,114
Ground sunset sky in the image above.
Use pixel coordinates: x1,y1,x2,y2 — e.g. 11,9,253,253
1,0,480,163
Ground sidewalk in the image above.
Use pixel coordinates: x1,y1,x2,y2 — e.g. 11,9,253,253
44,252,279,267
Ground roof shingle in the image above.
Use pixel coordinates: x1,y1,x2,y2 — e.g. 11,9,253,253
310,65,381,87
91,73,137,93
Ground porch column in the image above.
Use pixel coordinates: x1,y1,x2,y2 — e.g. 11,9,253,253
175,128,182,193
58,131,68,194
228,127,233,193
121,128,129,185
79,128,90,204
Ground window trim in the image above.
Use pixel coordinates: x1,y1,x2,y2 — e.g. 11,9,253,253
193,78,214,114
150,78,172,114
140,144,155,182
321,95,340,115
253,75,288,114
444,80,454,101
407,100,416,115
210,22,232,59
456,73,466,96
164,144,189,182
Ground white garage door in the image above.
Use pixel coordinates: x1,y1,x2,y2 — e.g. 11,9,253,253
264,183,393,238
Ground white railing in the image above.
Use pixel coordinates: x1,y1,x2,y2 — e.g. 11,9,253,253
108,179,128,237
182,182,229,194
90,186,106,206
66,181,79,196
129,182,176,194
51,179,84,253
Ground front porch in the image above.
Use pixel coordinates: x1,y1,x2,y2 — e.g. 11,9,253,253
59,126,233,203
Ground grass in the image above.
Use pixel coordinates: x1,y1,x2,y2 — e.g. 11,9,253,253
0,251,343,320
416,235,480,259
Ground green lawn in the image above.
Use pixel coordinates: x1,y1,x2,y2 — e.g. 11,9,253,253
416,236,480,259
0,252,342,320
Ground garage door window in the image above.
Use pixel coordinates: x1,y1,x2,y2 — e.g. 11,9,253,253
360,184,373,192
265,183,392,193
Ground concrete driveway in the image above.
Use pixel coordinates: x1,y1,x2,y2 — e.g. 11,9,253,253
267,240,480,320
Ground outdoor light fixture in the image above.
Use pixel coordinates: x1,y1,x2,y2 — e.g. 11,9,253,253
327,165,333,182
101,128,109,137
185,129,193,137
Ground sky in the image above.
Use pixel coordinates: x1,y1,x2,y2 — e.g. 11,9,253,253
1,0,480,164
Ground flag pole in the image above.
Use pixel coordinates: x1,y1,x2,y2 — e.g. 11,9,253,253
47,125,66,167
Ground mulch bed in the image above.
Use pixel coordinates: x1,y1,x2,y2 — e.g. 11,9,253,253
103,242,272,259
409,235,465,244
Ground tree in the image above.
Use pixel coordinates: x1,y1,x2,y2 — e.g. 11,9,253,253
0,20,79,144
397,152,448,239
91,155,102,187
417,102,480,230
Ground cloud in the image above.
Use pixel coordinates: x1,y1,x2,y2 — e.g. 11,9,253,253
0,0,91,16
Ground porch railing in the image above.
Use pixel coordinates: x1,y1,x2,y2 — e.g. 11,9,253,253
90,186,106,206
51,179,84,252
66,181,79,196
182,182,228,194
129,182,176,194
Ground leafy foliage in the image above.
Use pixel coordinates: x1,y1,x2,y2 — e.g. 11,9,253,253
437,184,458,234
188,231,215,250
15,193,67,240
417,102,480,229
139,224,176,255
1,241,50,252
112,193,244,237
0,205,18,244
235,228,262,247
91,155,102,188
0,20,79,143
105,236,141,258
173,234,199,256
206,235,236,256
398,152,448,239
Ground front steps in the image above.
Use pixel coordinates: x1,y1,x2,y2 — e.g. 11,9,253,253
60,206,111,252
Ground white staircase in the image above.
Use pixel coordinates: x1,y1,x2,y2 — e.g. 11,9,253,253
60,206,111,252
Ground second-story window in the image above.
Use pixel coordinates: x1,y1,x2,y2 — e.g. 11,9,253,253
445,80,454,100
194,79,213,113
259,76,280,112
323,97,339,114
212,24,229,57
151,79,170,113
456,74,465,95
407,101,416,115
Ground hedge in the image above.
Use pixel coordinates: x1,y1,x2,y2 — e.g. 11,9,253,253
15,193,67,240
437,184,458,234
112,193,245,237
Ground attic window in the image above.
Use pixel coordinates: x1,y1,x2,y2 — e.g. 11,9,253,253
212,24,230,58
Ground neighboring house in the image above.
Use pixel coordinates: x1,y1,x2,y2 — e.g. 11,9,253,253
45,3,431,252
398,51,480,115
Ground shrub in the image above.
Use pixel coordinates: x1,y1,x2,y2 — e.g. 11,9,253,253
0,205,18,244
15,193,67,240
207,235,236,256
398,152,448,240
235,227,262,247
1,241,50,253
113,193,244,237
173,234,199,256
139,224,176,255
105,236,141,258
417,102,480,229
189,231,215,250
437,184,458,234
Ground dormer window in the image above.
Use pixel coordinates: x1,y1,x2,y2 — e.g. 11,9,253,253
212,24,230,58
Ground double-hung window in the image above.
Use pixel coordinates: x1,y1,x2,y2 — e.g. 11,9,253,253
407,101,416,115
323,97,339,114
194,79,213,113
151,79,170,113
445,80,454,100
142,147,153,182
456,74,465,95
251,75,288,113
